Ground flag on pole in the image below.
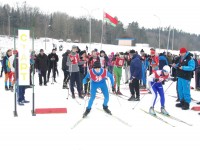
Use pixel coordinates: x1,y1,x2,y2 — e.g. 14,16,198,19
104,12,118,27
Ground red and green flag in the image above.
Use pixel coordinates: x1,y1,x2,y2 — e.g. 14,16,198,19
104,12,118,27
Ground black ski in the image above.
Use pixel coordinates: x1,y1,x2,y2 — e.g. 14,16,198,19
140,109,175,127
155,110,192,126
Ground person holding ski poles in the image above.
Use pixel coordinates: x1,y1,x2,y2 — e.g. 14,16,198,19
147,65,171,116
82,61,115,118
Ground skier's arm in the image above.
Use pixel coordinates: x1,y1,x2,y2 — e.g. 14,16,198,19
147,73,156,82
82,72,90,84
107,71,114,86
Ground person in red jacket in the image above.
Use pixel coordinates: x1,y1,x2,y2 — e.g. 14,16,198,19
150,48,159,74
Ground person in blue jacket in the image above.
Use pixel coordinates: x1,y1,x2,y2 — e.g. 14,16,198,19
172,48,195,110
82,61,115,118
128,50,142,101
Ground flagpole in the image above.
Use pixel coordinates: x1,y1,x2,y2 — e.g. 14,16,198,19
100,10,104,51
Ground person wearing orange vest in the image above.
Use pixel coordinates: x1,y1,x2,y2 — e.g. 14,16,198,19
113,52,125,95
82,61,115,118
150,48,159,74
147,65,171,116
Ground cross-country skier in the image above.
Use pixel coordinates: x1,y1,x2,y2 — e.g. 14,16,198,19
147,65,171,115
82,61,115,118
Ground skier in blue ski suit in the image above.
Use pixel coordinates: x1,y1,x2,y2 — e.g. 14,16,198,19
82,61,115,118
147,65,171,115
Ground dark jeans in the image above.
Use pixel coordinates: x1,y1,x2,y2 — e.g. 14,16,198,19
129,78,140,98
70,72,82,95
47,67,56,80
80,72,88,93
63,70,70,83
108,66,113,74
39,70,47,85
17,86,26,102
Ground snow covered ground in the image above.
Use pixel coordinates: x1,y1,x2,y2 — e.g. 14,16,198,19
0,36,200,150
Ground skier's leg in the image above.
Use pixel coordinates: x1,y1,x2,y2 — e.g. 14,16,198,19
87,84,98,109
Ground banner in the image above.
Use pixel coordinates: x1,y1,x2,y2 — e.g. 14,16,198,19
18,29,30,85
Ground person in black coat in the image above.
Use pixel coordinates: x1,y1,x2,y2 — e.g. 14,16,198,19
35,49,48,86
62,50,70,89
47,49,59,82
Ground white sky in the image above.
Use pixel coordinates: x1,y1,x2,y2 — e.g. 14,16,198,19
1,0,200,35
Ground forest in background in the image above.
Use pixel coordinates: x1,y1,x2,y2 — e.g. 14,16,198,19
0,2,200,51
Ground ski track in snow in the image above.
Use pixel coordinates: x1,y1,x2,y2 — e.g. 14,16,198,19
0,37,200,150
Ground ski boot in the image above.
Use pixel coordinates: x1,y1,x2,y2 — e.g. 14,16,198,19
103,105,112,115
149,107,156,116
161,107,169,115
83,108,91,118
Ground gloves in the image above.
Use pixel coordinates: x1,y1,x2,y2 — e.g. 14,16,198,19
154,78,159,82
158,77,164,82
112,86,116,93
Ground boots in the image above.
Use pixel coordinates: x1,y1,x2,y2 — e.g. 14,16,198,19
175,100,185,108
181,102,190,110
62,81,67,89
128,95,135,101
72,93,75,99
83,108,91,118
103,105,112,115
134,97,140,101
161,107,169,115
5,86,9,91
149,107,156,116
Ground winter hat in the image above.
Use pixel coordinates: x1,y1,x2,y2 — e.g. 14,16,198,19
180,47,187,53
93,61,101,68
150,48,155,55
79,50,86,56
140,49,144,53
40,49,44,52
72,45,77,49
129,50,136,54
162,65,170,73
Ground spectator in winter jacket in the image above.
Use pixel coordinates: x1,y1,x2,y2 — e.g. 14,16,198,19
47,49,59,82
159,52,169,70
62,49,70,89
99,50,109,68
128,50,142,101
2,49,12,90
35,49,48,86
172,48,195,110
0,49,4,77
150,48,159,73
13,51,30,106
67,45,85,99
124,51,131,84
107,52,114,74
113,52,125,95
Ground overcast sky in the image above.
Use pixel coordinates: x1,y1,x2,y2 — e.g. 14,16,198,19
1,0,200,35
